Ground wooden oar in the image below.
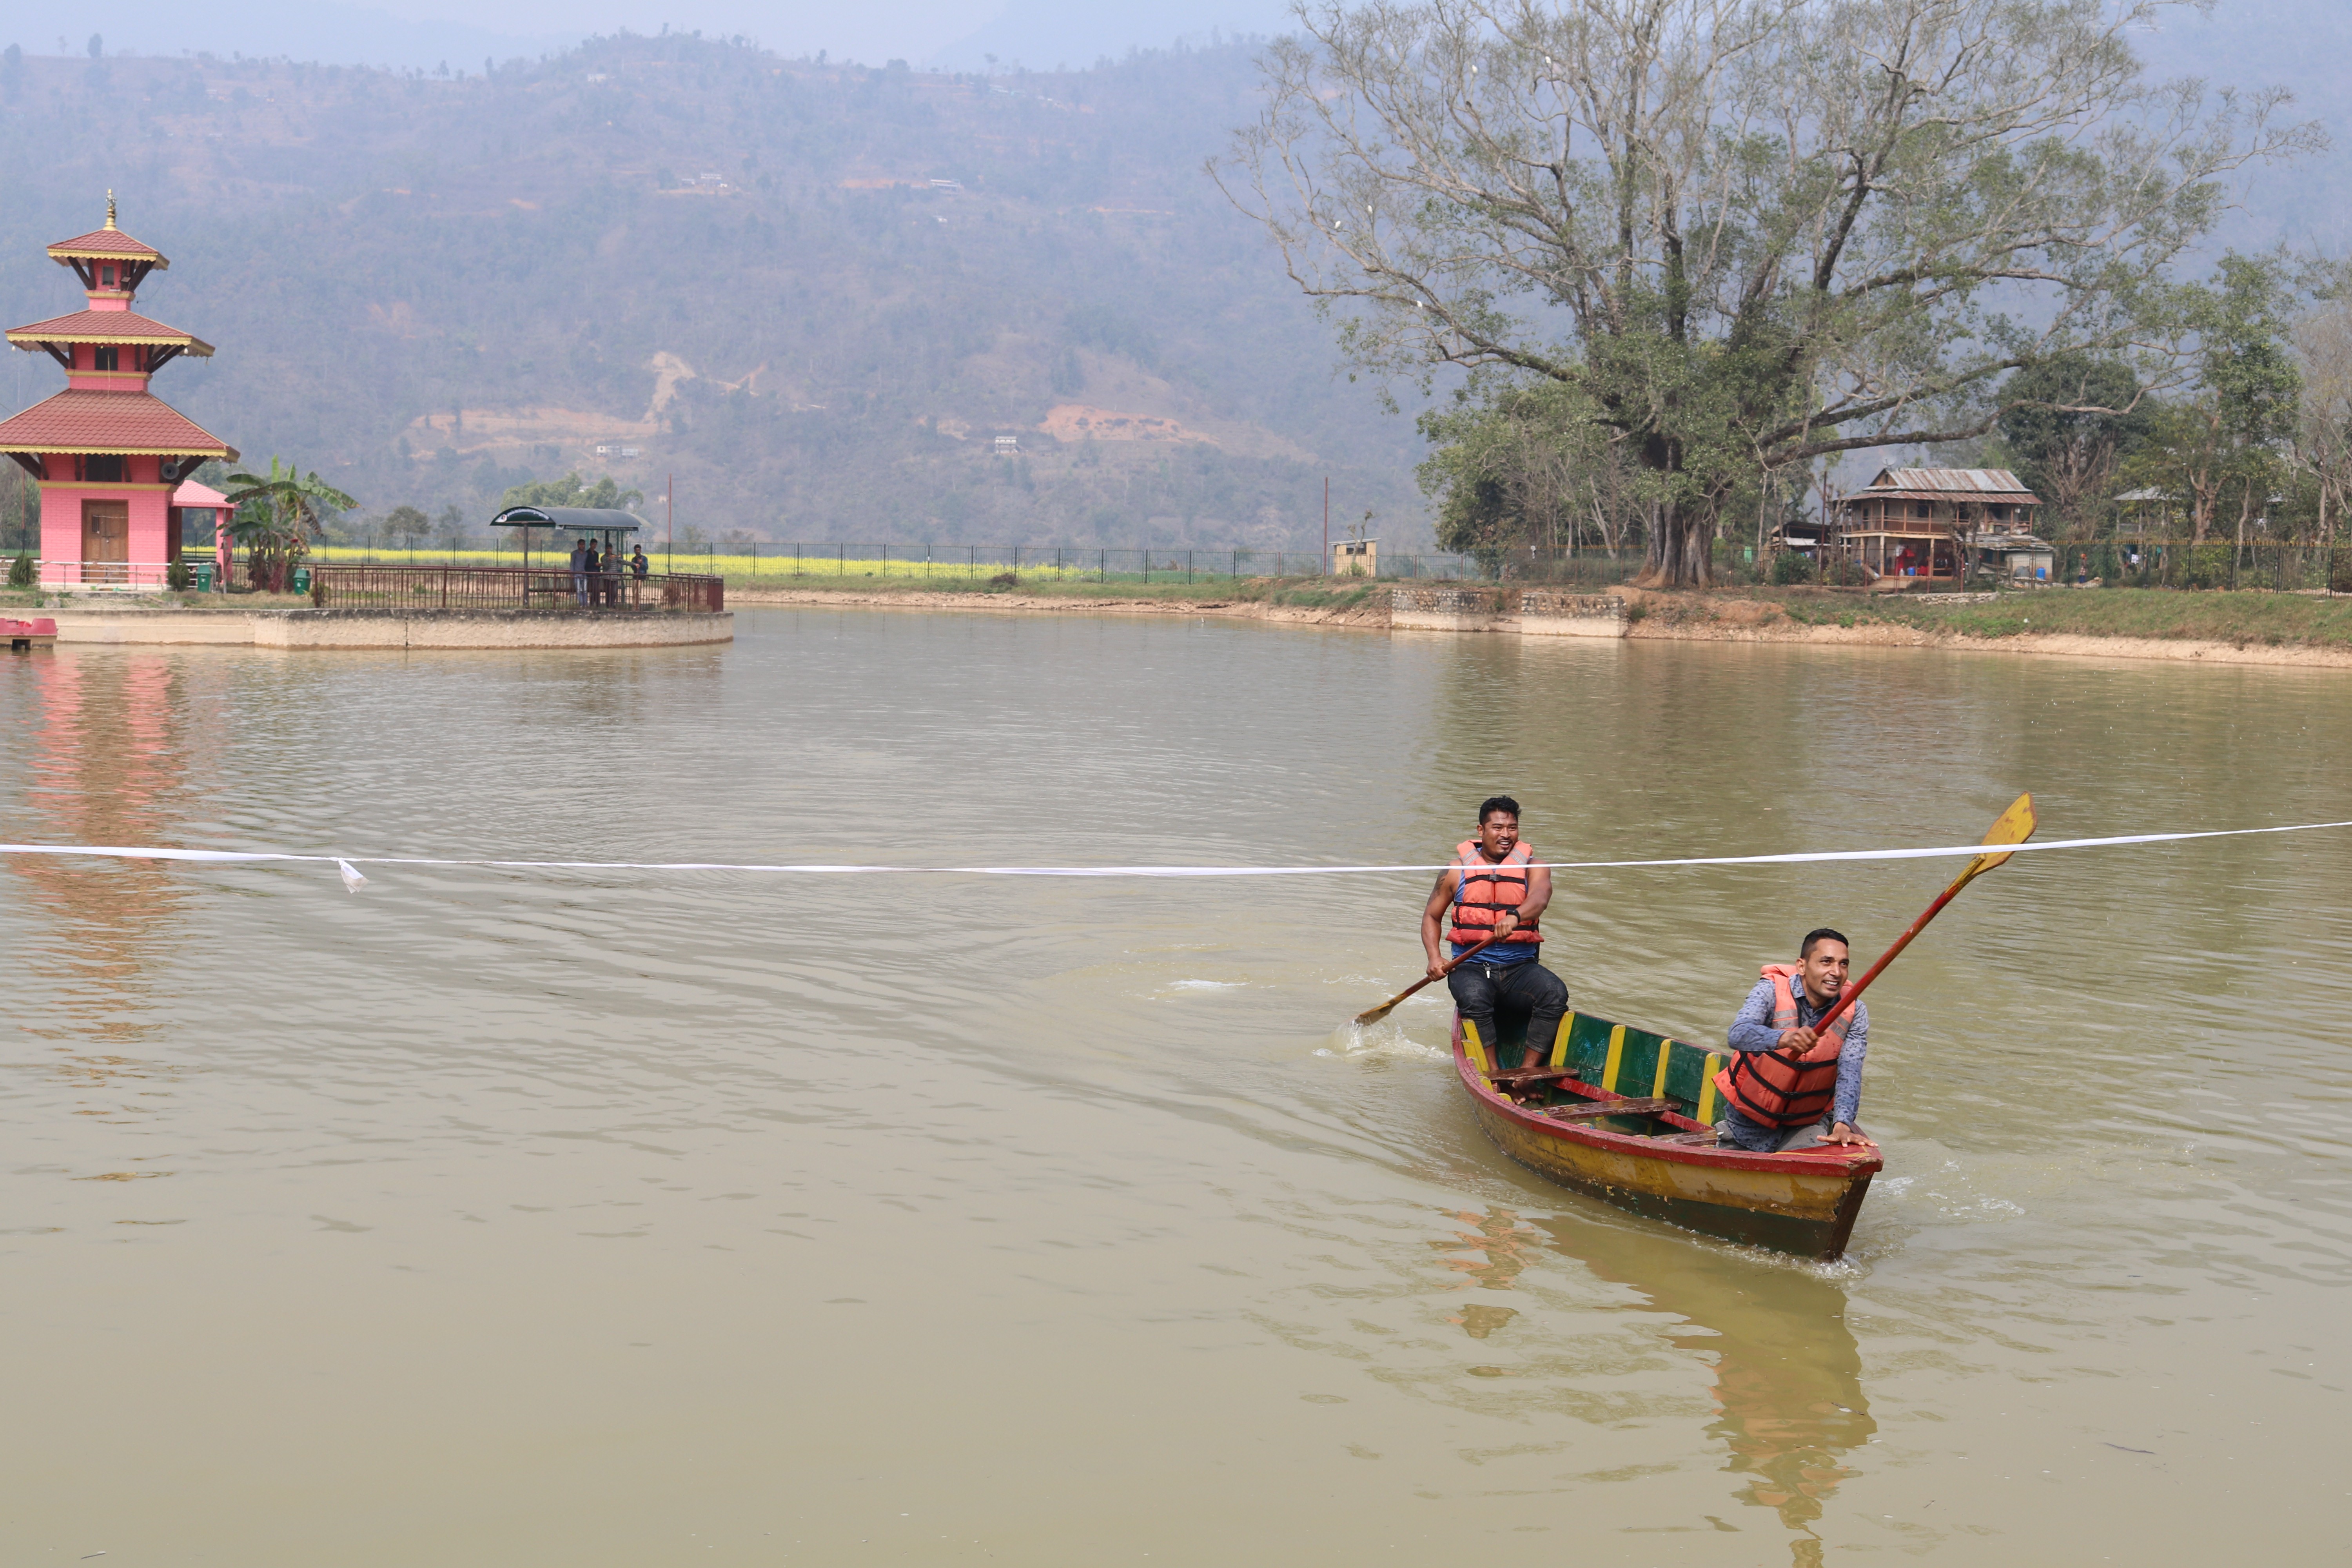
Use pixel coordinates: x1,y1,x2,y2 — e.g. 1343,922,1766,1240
1355,934,1499,1026
1813,792,2037,1033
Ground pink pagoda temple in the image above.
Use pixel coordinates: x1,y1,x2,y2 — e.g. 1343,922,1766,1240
0,196,237,587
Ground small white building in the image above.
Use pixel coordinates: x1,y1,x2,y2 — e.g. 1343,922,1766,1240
993,435,1019,456
1331,538,1377,577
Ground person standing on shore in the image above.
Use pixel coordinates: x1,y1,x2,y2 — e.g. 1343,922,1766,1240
1418,796,1569,1069
568,538,590,606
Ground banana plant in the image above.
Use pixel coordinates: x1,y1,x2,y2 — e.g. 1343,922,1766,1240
223,457,356,593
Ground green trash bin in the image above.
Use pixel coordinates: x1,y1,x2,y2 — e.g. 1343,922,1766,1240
192,562,214,593
292,566,312,595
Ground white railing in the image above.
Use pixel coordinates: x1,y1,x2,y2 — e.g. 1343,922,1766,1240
30,560,188,590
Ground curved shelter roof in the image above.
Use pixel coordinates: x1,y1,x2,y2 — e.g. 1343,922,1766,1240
7,309,214,355
0,389,236,458
489,505,646,532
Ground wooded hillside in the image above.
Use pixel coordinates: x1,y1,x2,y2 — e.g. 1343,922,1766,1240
0,36,1424,548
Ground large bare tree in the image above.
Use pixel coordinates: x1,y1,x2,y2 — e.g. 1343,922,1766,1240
1215,0,2315,584
2292,297,2352,545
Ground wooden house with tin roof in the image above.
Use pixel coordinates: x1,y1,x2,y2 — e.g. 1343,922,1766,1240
1829,466,2046,584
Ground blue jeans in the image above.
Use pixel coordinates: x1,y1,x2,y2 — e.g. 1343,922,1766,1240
1716,1104,1834,1152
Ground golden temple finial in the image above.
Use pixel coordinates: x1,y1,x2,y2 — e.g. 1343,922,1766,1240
105,190,117,229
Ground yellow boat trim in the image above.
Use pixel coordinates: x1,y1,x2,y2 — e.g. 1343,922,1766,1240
1601,1025,1626,1093
1697,1053,1722,1123
1651,1042,1675,1099
1550,1012,1575,1070
1461,1018,1490,1077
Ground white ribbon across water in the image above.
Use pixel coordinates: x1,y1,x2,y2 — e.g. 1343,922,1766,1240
0,818,2348,880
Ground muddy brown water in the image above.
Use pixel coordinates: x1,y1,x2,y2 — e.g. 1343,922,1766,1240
2,608,2347,1564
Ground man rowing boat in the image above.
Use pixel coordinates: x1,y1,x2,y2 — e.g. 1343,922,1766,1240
1419,796,1569,1069
1716,928,1872,1151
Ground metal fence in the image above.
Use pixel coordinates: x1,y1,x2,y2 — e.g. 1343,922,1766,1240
307,564,725,612
296,542,1668,584
2056,540,2352,592
31,560,181,590
551,543,1490,584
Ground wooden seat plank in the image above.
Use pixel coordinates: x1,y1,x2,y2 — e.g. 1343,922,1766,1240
1539,1096,1673,1122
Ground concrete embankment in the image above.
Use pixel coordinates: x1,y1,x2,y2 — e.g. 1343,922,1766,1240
729,582,2352,668
1396,585,2352,668
27,606,733,649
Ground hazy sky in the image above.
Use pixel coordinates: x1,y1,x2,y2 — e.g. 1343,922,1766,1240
5,0,1298,72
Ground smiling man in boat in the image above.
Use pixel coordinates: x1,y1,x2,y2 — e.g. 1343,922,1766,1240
1419,797,1568,1069
1716,929,1872,1152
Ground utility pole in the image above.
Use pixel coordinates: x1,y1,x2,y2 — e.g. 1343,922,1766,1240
1323,475,1330,577
666,474,674,572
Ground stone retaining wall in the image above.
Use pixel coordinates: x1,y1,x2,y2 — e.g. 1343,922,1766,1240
1391,587,1626,638
1512,592,1626,638
32,606,733,650
1389,586,1504,632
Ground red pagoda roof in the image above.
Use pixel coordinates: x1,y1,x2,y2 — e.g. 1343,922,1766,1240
0,389,236,458
7,309,214,355
47,227,169,267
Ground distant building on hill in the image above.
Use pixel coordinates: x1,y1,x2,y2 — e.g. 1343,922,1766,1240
0,195,237,588
993,435,1019,455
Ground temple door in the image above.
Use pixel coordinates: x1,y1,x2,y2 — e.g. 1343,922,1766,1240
82,500,129,584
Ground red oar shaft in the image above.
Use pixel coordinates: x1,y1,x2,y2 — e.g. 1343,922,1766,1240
1813,878,1968,1032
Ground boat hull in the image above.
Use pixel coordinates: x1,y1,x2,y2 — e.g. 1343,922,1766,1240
1453,1019,1877,1260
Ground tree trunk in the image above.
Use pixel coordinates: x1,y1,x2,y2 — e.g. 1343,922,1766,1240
1636,499,1715,588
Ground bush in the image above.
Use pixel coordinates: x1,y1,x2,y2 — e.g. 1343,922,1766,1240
1821,557,1867,587
166,560,192,592
2174,541,2236,590
7,553,31,588
988,571,1020,588
1769,550,1816,585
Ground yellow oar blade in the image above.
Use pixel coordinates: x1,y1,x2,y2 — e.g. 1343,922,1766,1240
1962,791,2036,880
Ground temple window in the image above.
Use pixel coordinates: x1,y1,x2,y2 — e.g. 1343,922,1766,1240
100,264,116,287
93,346,118,372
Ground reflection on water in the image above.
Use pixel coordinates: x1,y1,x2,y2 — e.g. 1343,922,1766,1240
1535,1211,1873,1565
9,653,194,1046
1432,1205,1534,1293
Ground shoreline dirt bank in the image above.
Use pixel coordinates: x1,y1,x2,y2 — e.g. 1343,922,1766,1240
728,584,2352,670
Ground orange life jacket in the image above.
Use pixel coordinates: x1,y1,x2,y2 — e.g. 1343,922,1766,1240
1714,963,1848,1128
1448,840,1541,947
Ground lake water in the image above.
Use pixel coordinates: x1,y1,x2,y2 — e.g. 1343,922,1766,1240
3,607,2349,1565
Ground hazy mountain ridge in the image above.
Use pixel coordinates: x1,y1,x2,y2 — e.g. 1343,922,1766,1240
0,5,2337,550
0,36,1428,548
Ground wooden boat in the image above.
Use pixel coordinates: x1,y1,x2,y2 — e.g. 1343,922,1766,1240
1454,1009,1880,1261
